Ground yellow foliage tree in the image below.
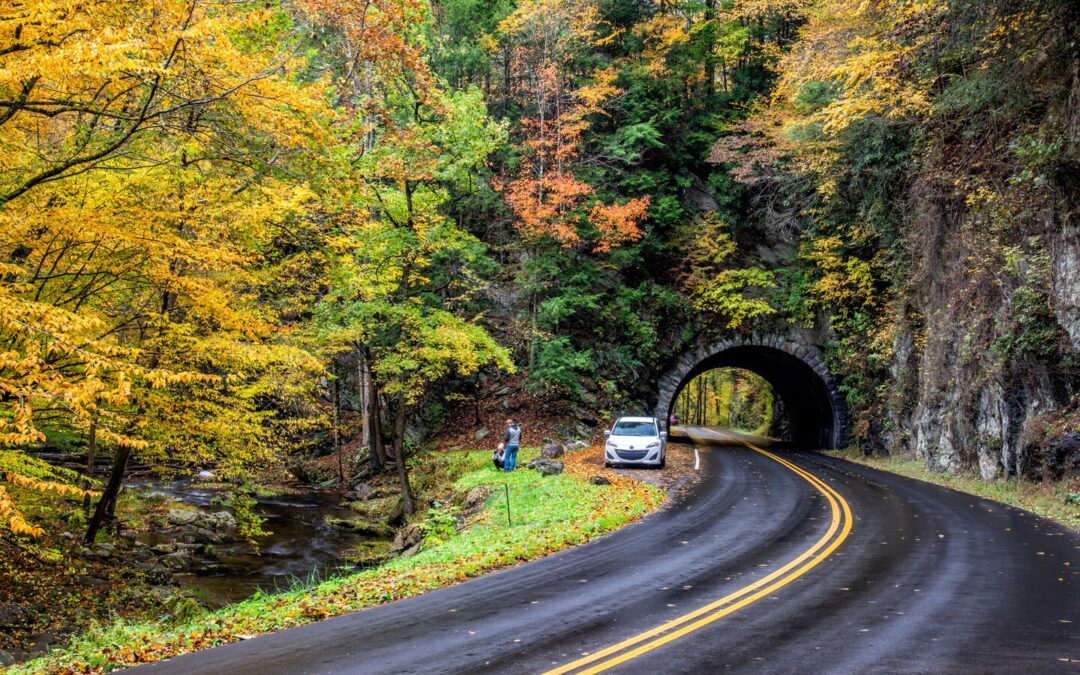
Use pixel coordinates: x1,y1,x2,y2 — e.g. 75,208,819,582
0,0,340,538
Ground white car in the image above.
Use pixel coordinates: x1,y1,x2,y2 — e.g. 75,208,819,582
604,416,667,468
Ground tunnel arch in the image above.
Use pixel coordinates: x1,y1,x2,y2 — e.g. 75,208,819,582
655,334,850,449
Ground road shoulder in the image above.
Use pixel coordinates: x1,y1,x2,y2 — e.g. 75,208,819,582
824,449,1080,533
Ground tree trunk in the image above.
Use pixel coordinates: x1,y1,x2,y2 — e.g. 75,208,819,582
728,369,737,427
85,444,130,544
369,379,388,469
82,420,97,515
334,363,344,484
392,396,414,518
696,378,704,425
713,372,722,425
355,344,371,452
704,0,716,98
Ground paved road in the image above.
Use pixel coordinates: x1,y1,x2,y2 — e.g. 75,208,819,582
142,431,1080,674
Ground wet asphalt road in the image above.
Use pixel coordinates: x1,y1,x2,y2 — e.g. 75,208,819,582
140,434,1080,674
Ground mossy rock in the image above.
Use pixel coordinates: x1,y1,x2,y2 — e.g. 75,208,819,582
369,486,399,500
324,517,394,538
346,539,393,566
345,495,404,526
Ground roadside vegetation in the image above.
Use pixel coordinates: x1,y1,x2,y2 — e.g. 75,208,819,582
14,446,663,673
831,450,1080,534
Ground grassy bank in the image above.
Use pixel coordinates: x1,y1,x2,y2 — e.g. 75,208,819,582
829,450,1080,533
16,446,664,673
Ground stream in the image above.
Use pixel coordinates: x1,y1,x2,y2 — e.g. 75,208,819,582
132,480,380,607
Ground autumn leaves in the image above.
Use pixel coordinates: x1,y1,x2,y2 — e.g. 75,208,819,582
498,1,650,252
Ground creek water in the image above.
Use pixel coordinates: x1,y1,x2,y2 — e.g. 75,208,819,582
133,480,377,607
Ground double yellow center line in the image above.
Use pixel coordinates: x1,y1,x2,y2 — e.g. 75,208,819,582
544,444,853,675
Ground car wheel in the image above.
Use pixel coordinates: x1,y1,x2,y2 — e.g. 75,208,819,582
604,461,611,468
658,456,666,469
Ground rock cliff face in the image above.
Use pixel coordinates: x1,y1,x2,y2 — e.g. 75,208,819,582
1053,223,1080,350
883,68,1080,480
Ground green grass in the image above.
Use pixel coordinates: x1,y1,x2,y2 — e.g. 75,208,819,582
16,447,664,673
829,450,1080,533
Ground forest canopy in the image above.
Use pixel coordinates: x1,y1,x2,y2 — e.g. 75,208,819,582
3,0,1078,539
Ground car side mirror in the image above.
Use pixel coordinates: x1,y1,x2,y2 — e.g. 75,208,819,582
660,431,667,438
603,430,610,436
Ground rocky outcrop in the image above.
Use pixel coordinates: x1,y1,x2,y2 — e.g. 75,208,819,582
1052,224,1080,350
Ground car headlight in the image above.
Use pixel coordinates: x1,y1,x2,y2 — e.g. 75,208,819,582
646,442,661,449
606,441,616,449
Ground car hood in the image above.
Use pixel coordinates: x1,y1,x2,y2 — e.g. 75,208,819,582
608,435,660,446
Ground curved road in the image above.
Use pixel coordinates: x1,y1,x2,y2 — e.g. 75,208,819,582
142,433,1079,674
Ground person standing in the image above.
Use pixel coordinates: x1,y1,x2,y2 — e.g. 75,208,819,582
503,418,521,472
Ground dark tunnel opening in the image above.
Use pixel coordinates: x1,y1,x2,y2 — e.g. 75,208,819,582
665,346,839,449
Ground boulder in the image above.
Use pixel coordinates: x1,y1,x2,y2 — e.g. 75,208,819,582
528,458,564,476
204,511,237,531
191,527,225,544
390,523,423,555
541,442,565,459
90,543,115,558
349,540,392,566
166,509,200,526
345,483,374,501
194,563,243,576
589,475,611,486
475,427,490,440
151,543,177,555
131,561,172,578
325,517,393,538
160,552,191,570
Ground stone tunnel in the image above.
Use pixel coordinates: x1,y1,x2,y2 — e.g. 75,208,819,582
654,333,851,449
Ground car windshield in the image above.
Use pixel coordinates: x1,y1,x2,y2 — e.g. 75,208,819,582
612,421,657,437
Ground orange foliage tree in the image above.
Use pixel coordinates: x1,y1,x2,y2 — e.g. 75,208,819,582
497,0,649,253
